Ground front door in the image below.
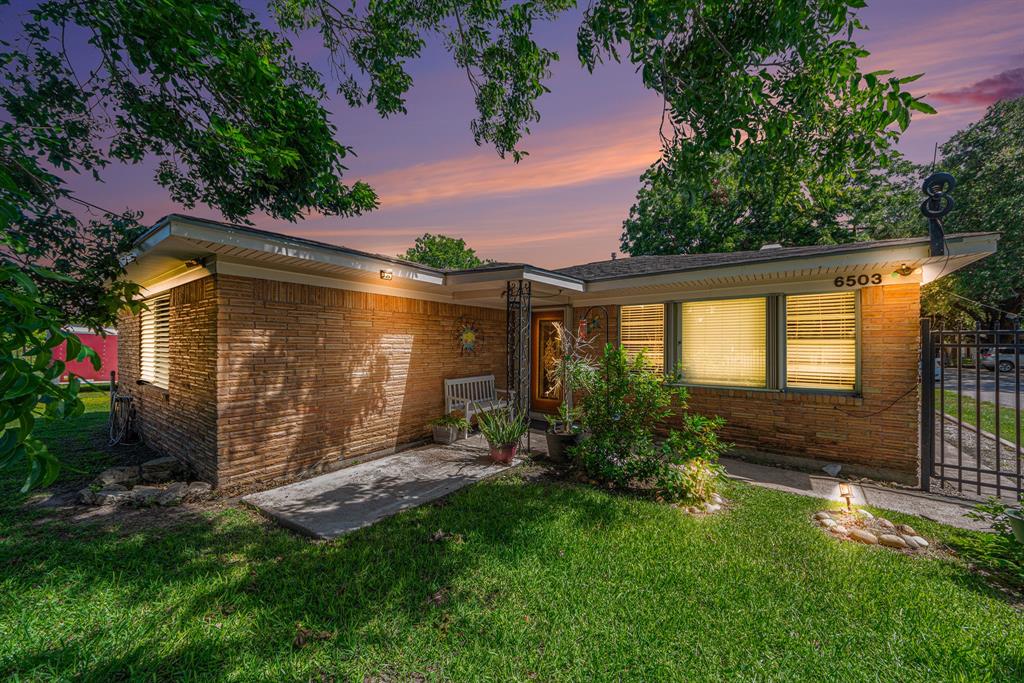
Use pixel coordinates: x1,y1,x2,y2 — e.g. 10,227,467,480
531,310,564,414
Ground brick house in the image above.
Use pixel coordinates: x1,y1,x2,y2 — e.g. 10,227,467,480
118,214,998,488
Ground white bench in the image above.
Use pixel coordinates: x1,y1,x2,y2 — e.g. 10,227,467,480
444,375,515,423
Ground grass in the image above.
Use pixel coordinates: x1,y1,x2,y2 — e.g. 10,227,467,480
1,396,1022,681
939,388,1023,447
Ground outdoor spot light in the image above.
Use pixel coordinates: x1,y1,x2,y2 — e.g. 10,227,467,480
379,269,393,281
892,264,914,278
838,482,853,511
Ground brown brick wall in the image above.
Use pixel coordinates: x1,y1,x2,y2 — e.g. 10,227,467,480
116,276,219,482
575,284,921,483
214,275,506,487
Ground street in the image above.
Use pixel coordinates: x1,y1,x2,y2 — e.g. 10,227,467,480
942,371,1024,404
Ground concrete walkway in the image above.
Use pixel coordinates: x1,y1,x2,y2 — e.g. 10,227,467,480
721,456,990,531
243,431,545,540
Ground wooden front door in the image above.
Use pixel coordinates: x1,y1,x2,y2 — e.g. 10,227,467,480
531,310,564,414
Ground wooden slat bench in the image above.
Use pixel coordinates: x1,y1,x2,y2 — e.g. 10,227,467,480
444,375,515,423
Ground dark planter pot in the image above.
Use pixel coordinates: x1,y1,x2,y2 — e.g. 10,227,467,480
1007,509,1024,544
545,431,579,463
489,444,517,465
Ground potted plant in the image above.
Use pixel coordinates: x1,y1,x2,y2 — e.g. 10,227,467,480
1007,506,1024,544
429,414,470,445
543,322,596,462
476,409,528,464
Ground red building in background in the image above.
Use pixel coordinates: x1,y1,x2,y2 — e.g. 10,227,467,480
54,326,118,383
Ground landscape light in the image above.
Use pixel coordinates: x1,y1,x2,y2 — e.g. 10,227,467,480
380,269,393,281
838,482,853,511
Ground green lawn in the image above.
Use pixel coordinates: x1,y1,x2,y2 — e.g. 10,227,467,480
1,396,1022,681
939,388,1023,447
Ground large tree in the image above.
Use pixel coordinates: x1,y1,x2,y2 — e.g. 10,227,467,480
401,234,489,270
603,0,931,255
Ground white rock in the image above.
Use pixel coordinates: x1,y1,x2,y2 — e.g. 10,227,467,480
94,466,138,488
902,535,920,549
814,511,833,521
878,534,908,549
156,482,189,506
911,536,929,548
849,529,878,545
821,518,838,529
704,503,722,513
897,523,917,536
710,493,724,505
856,509,874,520
877,519,896,531
94,488,133,506
833,525,849,535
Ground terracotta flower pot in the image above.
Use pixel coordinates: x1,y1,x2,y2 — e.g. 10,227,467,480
489,444,517,465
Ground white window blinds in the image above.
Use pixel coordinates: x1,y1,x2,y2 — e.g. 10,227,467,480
140,294,170,389
620,304,665,373
786,291,857,391
680,298,766,387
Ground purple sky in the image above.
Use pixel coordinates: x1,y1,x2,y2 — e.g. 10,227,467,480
54,0,1024,268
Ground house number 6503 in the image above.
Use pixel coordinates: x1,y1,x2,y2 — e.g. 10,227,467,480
834,274,882,288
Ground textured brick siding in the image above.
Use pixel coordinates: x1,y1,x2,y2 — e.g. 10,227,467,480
215,275,506,487
575,284,921,482
116,277,218,482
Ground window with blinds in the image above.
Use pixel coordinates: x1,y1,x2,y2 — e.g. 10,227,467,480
620,304,665,373
140,294,170,389
786,291,857,391
680,297,766,387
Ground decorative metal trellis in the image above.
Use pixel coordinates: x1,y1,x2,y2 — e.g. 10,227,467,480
505,280,531,449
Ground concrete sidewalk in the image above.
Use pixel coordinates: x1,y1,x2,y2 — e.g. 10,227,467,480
243,431,545,540
721,456,990,531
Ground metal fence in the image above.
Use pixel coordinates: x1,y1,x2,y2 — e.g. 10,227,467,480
921,319,1023,500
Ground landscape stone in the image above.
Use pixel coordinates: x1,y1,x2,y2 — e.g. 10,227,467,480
814,511,833,521
710,493,724,505
849,529,878,545
821,518,837,529
896,524,917,536
833,525,849,535
877,519,895,530
911,536,929,548
78,488,97,505
186,481,213,500
856,509,874,520
129,485,163,505
879,534,908,549
94,488,133,506
902,535,920,549
95,466,138,488
704,503,722,513
156,482,189,506
141,456,183,483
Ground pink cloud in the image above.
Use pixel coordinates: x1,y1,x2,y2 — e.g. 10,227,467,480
931,66,1024,106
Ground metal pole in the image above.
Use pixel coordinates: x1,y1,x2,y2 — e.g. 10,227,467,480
920,318,934,491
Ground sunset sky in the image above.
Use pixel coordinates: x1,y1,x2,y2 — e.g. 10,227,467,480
58,0,1024,268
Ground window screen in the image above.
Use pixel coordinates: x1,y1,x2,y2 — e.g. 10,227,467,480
620,304,665,373
785,291,857,391
680,298,766,387
140,294,170,389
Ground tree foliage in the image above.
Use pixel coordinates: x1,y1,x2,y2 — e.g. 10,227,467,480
401,233,489,270
598,0,932,255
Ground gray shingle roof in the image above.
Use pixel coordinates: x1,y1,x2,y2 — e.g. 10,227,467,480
554,233,996,282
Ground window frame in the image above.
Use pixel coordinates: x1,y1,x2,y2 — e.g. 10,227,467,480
629,289,862,396
780,290,862,396
139,293,171,390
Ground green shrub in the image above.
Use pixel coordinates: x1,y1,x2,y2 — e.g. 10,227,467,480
571,345,727,503
429,414,471,431
961,497,1024,589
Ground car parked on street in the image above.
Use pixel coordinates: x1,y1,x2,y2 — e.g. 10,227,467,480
980,347,1021,373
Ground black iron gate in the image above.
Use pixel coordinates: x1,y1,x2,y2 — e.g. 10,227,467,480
922,319,1023,500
